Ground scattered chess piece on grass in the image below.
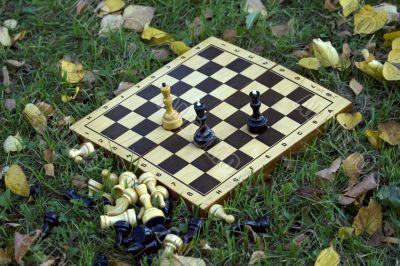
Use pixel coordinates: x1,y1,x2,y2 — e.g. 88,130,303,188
230,216,271,233
92,255,108,266
139,172,169,208
135,184,165,227
28,184,41,202
88,179,104,197
161,83,183,130
162,199,173,224
64,188,95,208
161,234,183,259
112,171,137,197
42,211,59,237
105,187,138,216
68,142,95,163
123,224,154,246
114,221,131,248
208,204,235,224
100,209,136,229
101,169,118,186
182,217,204,243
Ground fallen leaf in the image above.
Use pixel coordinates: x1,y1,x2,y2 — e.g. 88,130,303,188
298,57,321,70
336,112,362,130
169,41,190,56
248,251,265,265
44,164,55,177
366,129,382,149
382,237,400,244
3,133,25,153
374,3,399,23
388,49,400,64
12,31,26,43
245,225,260,244
343,152,364,189
292,49,311,58
141,24,172,45
23,103,47,134
383,221,395,236
43,149,55,163
96,0,125,15
286,232,309,249
338,226,354,239
4,19,18,30
339,0,359,17
338,194,356,205
61,87,80,103
355,59,384,80
15,229,42,265
354,5,388,35
339,42,351,68
114,82,134,96
5,59,25,68
5,164,30,197
160,254,206,266
40,257,57,266
246,11,261,30
315,157,342,181
59,59,84,84
353,199,382,236
344,172,378,199
315,245,340,266
57,116,75,127
367,229,384,247
2,66,11,86
152,48,170,61
382,62,400,81
189,17,203,38
324,0,338,12
313,38,340,67
123,5,155,32
377,185,400,212
378,120,400,145
337,30,353,38
349,78,363,95
99,14,124,36
4,98,16,111
271,23,290,37
36,102,55,118
71,175,88,189
0,26,12,47
222,28,237,43
0,247,12,265
392,38,400,49
245,0,267,17
76,0,88,15
0,166,10,181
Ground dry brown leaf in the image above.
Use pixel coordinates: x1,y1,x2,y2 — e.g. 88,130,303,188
271,23,290,37
353,199,382,236
344,172,378,199
338,194,355,205
367,229,384,247
286,232,309,249
222,28,237,43
315,157,342,181
248,251,265,265
349,78,363,95
249,46,264,55
123,5,155,32
99,14,124,36
245,225,260,244
292,49,311,58
36,102,55,118
76,0,88,15
71,175,88,189
152,49,170,61
324,0,338,11
382,237,400,244
383,221,395,236
43,149,55,163
343,152,364,189
2,66,11,87
339,42,351,68
114,82,134,96
366,129,382,149
4,98,16,111
5,59,25,68
378,121,400,145
44,163,55,177
57,116,75,127
0,247,12,265
337,30,353,38
189,17,203,38
15,229,42,265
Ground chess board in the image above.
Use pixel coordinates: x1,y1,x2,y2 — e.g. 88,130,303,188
71,37,351,211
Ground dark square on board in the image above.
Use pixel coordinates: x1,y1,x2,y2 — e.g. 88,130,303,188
104,105,131,121
286,87,314,104
256,71,283,88
131,119,159,136
137,85,160,100
225,74,252,90
196,77,222,93
224,130,253,148
191,153,220,172
101,123,128,140
128,137,157,156
159,134,190,153
287,106,316,124
171,81,192,96
133,101,160,117
189,174,221,195
262,108,285,126
198,46,224,60
197,61,223,76
201,113,222,128
259,89,284,107
168,65,194,80
256,128,285,146
225,58,252,73
225,91,249,109
225,110,249,128
159,155,188,175
223,150,253,170
201,94,221,109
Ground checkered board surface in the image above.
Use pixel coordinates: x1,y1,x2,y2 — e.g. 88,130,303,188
71,37,351,211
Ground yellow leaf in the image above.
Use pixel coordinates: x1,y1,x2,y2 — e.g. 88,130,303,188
23,103,47,135
315,245,340,266
338,226,354,239
298,57,321,70
336,112,362,130
383,62,400,81
141,24,172,45
378,120,400,145
353,199,382,236
98,0,125,15
366,129,382,149
339,0,359,17
4,165,30,197
392,38,400,49
355,60,384,80
361,49,374,61
343,152,364,187
354,5,388,35
12,31,26,43
3,133,25,153
169,41,190,56
388,49,400,64
312,39,340,67
0,26,12,47
60,59,84,84
61,87,80,102
349,78,363,95
384,31,400,41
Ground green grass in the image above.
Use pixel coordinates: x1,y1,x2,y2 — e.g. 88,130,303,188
1,0,399,265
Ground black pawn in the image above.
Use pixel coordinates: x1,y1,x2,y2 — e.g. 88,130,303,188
162,199,173,224
42,211,59,237
114,221,131,248
193,100,216,148
92,255,108,266
123,225,154,246
29,184,41,199
182,217,204,243
152,224,178,242
247,90,267,134
64,188,95,209
230,216,271,233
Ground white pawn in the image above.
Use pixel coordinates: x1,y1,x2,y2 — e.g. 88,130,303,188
68,142,95,163
209,204,235,224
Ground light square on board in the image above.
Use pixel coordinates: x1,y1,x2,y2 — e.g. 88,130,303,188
207,141,237,161
212,121,237,140
118,112,145,129
241,80,269,95
271,116,301,135
114,130,142,148
144,146,173,165
209,84,236,101
239,138,270,158
207,162,237,182
302,95,331,113
212,52,237,66
177,123,198,141
240,64,267,79
180,87,207,104
271,97,300,115
181,71,209,87
175,144,205,163
270,78,299,96
144,126,174,144
87,116,116,132
182,54,209,70
210,67,238,83
209,102,238,120
175,164,204,184
120,95,148,111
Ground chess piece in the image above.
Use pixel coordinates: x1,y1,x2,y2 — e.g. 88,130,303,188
42,211,59,237
127,239,161,256
208,204,235,224
100,209,137,229
247,90,267,134
161,83,183,130
139,172,169,208
230,216,271,233
161,234,183,258
135,184,165,227
137,206,145,220
112,171,137,197
152,224,178,242
194,99,216,148
182,217,204,243
105,187,138,216
92,255,108,266
64,188,95,208
88,179,103,197
28,184,41,202
162,199,173,224
101,169,118,186
114,221,131,248
68,142,95,163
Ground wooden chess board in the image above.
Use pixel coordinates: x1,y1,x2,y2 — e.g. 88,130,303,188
71,37,351,211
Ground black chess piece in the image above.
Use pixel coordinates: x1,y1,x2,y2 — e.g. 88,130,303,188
229,216,271,233
152,224,179,242
92,255,108,266
42,211,59,237
193,100,216,148
127,239,161,256
162,199,173,224
114,221,131,248
122,225,154,246
29,184,41,199
247,90,267,134
64,188,95,209
182,217,204,243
